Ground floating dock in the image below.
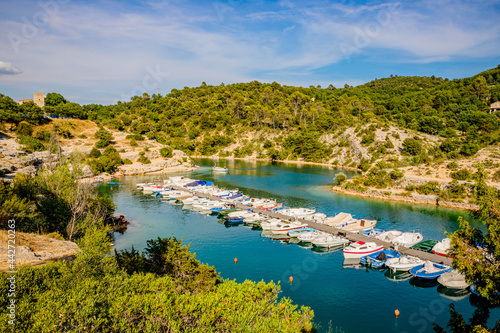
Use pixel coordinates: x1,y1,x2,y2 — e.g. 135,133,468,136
171,185,453,266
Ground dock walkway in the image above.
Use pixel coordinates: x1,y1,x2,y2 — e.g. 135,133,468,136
172,185,453,266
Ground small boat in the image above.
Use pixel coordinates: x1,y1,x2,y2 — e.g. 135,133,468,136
270,221,308,235
312,235,350,248
297,231,324,243
213,166,228,173
411,239,438,253
409,261,453,279
108,181,118,185
437,270,470,289
360,249,401,268
364,228,384,238
391,232,423,248
385,255,424,272
260,218,283,231
288,227,317,238
376,230,402,242
432,238,454,257
342,241,384,259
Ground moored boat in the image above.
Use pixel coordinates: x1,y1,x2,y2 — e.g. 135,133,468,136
437,270,470,289
385,255,424,272
312,235,350,248
391,232,423,248
270,221,308,235
360,249,401,268
342,241,384,259
409,261,453,279
432,238,453,257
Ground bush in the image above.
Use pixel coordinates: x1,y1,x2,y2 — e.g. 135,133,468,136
333,172,348,186
19,136,45,153
123,158,133,164
460,143,480,157
263,139,273,149
129,138,137,146
88,147,101,158
415,181,441,195
78,134,87,139
35,130,51,143
138,155,151,164
389,169,404,180
451,168,472,181
95,139,110,148
447,161,459,170
361,133,375,145
402,138,422,156
16,121,33,136
160,147,173,158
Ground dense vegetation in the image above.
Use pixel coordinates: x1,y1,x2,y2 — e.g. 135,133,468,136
2,65,500,164
0,227,315,332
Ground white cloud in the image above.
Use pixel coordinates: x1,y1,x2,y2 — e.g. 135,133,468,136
0,61,22,75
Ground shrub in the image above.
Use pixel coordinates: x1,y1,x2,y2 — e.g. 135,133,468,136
402,138,422,156
16,121,33,136
415,181,441,195
160,147,173,158
78,134,87,139
138,155,151,164
460,143,480,157
95,139,110,148
88,148,101,158
451,169,472,181
122,158,133,164
129,138,137,146
35,130,51,143
361,133,375,145
447,161,459,170
389,169,404,180
19,136,45,153
333,172,348,186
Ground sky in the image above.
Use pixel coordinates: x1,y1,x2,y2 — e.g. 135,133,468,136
0,0,499,105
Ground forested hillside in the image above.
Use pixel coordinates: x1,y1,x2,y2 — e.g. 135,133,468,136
2,65,500,168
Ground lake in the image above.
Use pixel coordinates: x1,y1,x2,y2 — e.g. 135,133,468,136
104,158,499,332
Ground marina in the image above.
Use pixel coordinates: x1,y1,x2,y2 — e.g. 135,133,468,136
108,159,499,332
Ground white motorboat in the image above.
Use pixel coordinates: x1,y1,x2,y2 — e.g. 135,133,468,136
342,241,384,259
243,213,267,224
376,230,402,242
324,213,377,233
437,270,470,289
297,231,325,243
385,255,424,272
432,238,453,257
302,213,327,223
391,232,423,248
213,166,228,173
312,235,350,248
260,218,283,231
280,208,316,218
227,210,254,218
287,228,317,238
270,221,308,235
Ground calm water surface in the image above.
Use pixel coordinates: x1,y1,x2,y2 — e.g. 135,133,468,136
105,158,499,332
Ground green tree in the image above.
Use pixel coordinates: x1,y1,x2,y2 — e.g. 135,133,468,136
45,92,67,106
402,138,423,156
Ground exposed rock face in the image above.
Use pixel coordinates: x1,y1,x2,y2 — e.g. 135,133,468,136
0,231,79,271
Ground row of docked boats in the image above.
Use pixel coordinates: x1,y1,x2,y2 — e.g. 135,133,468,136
133,176,487,302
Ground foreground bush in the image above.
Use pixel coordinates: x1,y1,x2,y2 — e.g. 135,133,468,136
0,228,315,332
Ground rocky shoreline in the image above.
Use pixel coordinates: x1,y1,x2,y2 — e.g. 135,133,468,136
332,187,479,211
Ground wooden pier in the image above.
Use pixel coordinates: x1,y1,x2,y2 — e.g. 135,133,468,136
171,185,453,266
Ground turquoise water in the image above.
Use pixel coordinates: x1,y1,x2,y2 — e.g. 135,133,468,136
105,158,499,332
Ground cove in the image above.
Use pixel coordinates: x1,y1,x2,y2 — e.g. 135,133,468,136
104,158,499,332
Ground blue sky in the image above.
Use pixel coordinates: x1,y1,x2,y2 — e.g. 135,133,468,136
0,0,499,105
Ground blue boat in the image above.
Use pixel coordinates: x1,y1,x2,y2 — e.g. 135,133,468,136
224,217,244,225
108,182,118,185
360,249,400,268
409,261,453,279
364,228,384,238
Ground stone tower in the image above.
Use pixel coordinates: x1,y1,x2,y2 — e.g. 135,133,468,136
33,91,45,107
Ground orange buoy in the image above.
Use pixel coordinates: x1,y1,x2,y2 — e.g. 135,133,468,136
234,258,238,264
394,309,400,318
289,276,293,284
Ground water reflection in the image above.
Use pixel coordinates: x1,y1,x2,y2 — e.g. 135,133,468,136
384,270,413,282
437,285,471,301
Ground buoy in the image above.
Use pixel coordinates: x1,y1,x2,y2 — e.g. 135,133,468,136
394,309,400,318
289,276,293,284
234,258,238,264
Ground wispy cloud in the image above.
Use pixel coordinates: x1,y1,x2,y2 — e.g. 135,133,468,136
0,61,22,75
0,0,498,104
